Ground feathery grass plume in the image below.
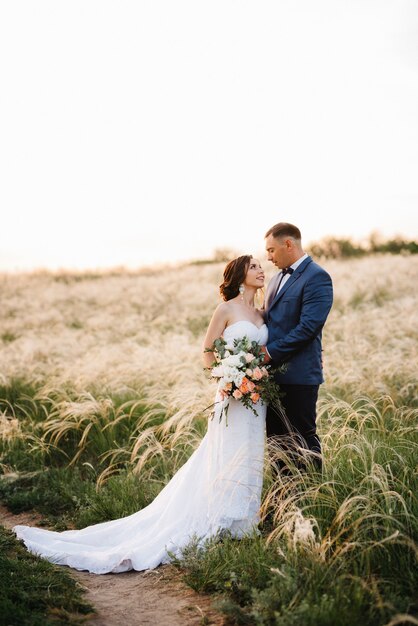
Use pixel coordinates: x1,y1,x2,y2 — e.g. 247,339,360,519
0,412,20,440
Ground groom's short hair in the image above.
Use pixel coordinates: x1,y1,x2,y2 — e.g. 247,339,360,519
265,222,301,241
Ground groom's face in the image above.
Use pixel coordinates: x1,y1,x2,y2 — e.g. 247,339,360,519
265,234,292,269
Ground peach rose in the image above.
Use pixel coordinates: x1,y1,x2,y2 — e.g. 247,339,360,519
250,392,260,403
251,367,264,381
233,389,243,400
246,380,256,392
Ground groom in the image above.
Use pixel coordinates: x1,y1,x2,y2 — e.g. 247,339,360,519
261,222,333,471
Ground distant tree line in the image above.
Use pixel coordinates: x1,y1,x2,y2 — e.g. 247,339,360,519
307,232,418,259
192,233,417,266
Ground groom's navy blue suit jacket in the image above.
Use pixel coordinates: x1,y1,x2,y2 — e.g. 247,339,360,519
265,256,333,385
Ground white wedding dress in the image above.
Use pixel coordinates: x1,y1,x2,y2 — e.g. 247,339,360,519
13,321,267,574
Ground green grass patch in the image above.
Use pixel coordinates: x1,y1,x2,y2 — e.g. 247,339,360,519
0,468,96,529
173,527,416,626
0,467,166,531
0,525,94,626
0,379,44,421
75,471,163,527
1,331,19,343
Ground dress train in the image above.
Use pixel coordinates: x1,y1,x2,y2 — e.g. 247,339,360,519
13,322,267,574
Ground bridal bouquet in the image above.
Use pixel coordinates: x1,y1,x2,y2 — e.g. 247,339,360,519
206,336,285,423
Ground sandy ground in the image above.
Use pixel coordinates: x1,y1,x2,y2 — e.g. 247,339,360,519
0,506,225,626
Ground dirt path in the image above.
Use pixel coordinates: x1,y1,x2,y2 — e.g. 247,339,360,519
0,506,224,626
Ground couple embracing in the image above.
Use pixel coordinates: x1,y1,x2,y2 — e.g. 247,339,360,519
14,222,333,575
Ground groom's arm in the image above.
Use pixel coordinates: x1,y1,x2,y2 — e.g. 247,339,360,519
265,271,333,364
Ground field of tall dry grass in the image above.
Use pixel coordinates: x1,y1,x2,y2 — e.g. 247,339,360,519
0,254,417,625
1,254,416,404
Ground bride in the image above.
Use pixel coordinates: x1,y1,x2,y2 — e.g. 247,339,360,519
13,255,268,574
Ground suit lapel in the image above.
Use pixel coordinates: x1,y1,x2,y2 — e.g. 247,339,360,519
264,272,281,310
268,256,313,311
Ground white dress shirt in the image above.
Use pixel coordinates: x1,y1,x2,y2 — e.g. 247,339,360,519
276,253,308,295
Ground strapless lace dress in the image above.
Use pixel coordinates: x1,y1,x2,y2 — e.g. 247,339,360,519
13,321,268,574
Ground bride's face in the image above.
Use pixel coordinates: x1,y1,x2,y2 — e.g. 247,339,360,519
244,258,265,289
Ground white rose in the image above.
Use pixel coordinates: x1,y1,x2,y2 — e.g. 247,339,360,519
223,354,243,367
233,372,245,387
221,366,233,383
211,365,224,378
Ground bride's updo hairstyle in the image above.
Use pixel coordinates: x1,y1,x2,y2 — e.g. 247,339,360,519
219,255,252,301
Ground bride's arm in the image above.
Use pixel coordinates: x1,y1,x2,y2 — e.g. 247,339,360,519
202,303,229,369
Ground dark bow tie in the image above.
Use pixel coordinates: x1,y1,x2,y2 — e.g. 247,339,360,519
281,267,294,276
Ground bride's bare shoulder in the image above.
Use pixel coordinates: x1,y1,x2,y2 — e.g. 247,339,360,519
208,301,231,328
209,300,240,329
213,300,238,315
212,301,229,317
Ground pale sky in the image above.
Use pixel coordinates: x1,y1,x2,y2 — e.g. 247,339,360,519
1,0,417,271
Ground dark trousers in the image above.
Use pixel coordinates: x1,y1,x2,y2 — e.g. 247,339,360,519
266,384,321,472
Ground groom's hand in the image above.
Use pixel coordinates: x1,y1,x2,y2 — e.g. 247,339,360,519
260,346,271,364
